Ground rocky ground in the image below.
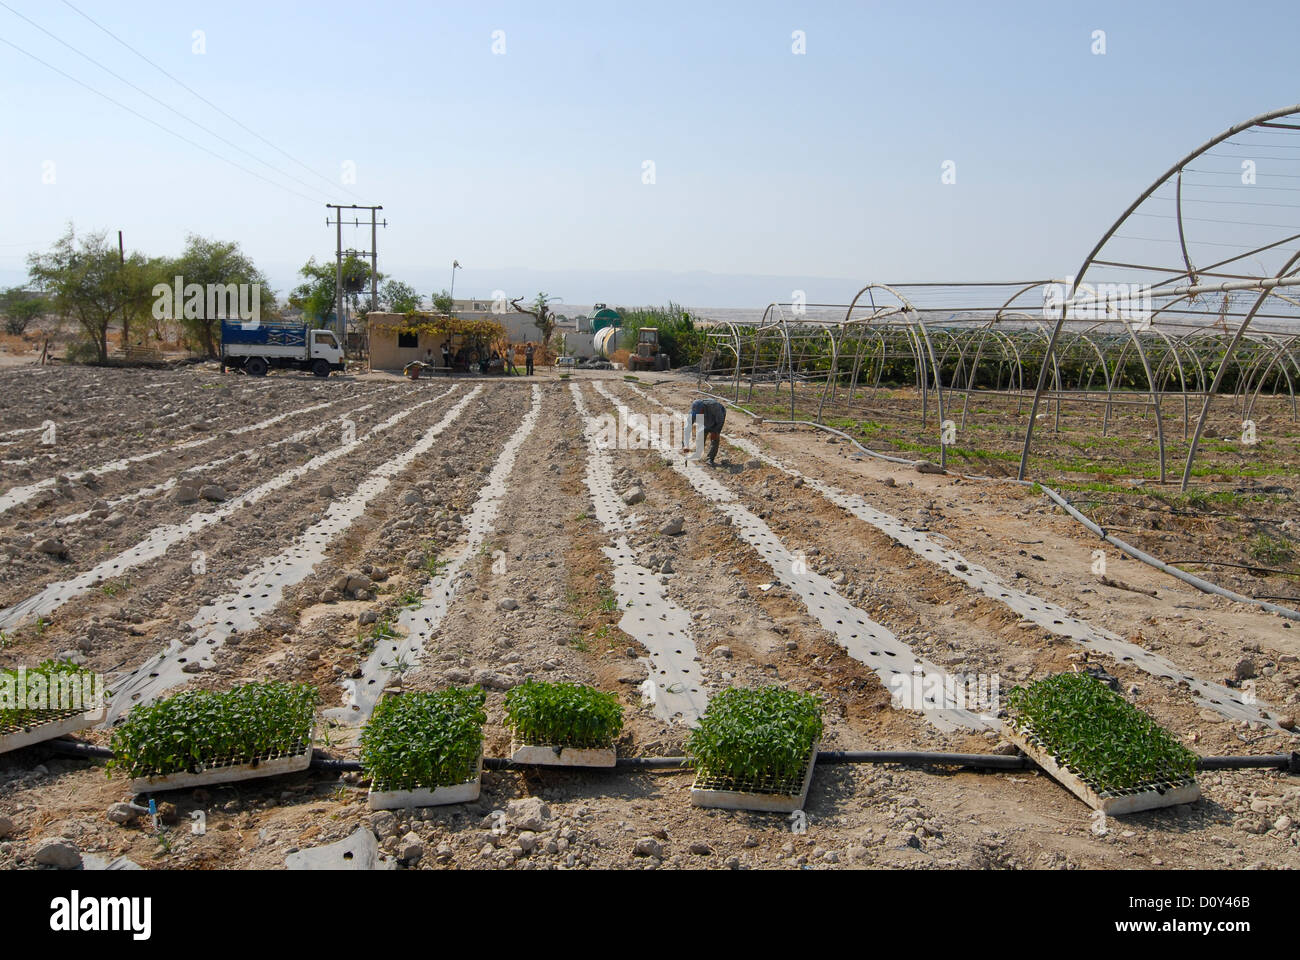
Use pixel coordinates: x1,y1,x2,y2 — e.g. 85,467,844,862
0,363,1297,871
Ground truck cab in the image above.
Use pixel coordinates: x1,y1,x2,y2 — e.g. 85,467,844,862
309,329,343,366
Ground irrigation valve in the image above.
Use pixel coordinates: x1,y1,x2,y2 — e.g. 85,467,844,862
341,419,356,445
940,420,957,446
1241,420,1258,445
148,799,159,832
788,810,807,834
1091,550,1107,577
41,420,56,445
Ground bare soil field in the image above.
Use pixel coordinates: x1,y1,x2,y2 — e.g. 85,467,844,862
742,384,1300,604
0,364,1297,871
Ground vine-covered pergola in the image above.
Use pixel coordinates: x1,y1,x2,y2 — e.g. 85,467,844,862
370,312,507,345
703,105,1300,488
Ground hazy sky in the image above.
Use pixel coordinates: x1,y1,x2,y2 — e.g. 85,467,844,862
2,0,1298,307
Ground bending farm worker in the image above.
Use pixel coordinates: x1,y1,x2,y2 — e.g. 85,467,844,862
683,398,726,465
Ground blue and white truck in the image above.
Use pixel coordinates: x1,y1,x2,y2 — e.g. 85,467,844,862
220,320,345,378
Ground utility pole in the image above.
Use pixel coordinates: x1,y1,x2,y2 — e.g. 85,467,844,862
118,230,127,353
370,207,379,314
325,204,386,351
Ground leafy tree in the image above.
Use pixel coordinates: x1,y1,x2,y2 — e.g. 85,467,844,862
26,227,156,363
381,279,421,313
161,235,275,357
0,287,47,335
289,255,379,328
431,288,454,315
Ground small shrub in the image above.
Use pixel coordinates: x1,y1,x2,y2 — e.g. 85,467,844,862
686,686,822,787
64,338,102,364
504,680,624,748
1006,672,1198,793
109,682,317,778
360,686,486,791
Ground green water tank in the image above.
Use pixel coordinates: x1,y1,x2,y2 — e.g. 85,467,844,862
591,305,621,333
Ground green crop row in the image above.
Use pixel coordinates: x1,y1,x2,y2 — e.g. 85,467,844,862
1006,672,1197,792
0,659,99,730
360,686,487,791
109,682,317,778
686,686,823,785
504,679,624,749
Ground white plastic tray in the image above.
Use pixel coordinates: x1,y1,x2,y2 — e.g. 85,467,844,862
367,754,483,810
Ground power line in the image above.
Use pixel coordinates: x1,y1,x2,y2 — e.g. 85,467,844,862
0,1,334,203
0,34,323,205
60,0,361,201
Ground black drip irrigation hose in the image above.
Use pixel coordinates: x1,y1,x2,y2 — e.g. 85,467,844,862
35,738,1300,775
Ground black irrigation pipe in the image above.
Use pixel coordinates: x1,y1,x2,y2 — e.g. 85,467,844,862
702,392,1300,622
35,738,1300,775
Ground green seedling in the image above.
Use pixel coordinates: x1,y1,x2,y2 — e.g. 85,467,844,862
1006,672,1198,793
359,686,486,791
1249,533,1293,567
596,586,618,614
109,682,318,779
503,679,624,749
686,686,823,785
0,660,98,732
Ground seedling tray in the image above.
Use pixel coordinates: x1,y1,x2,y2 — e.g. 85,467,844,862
509,739,616,768
690,740,819,813
367,753,483,810
0,705,107,756
130,733,314,794
1003,721,1200,815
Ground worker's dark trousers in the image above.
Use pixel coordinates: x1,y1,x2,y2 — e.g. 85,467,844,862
526,360,534,375
706,431,720,463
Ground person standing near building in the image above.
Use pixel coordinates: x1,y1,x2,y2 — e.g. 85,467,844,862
441,341,451,371
525,343,535,376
